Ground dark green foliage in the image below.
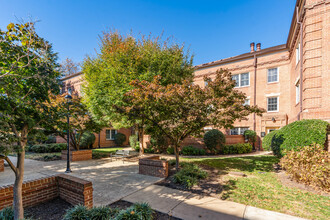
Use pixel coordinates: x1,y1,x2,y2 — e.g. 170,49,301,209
262,130,279,151
173,163,208,188
115,207,141,220
203,129,225,152
129,135,140,152
130,203,154,220
43,155,61,161
92,152,109,159
63,205,89,220
269,119,329,157
0,207,14,220
221,143,253,155
79,131,96,149
180,146,206,156
114,133,126,146
166,147,174,155
28,143,67,153
88,206,118,220
243,130,257,143
148,135,168,153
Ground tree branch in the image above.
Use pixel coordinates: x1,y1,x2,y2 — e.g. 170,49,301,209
0,154,17,174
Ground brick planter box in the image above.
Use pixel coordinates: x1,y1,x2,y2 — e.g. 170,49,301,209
0,160,4,172
139,156,168,178
61,149,92,161
0,174,93,209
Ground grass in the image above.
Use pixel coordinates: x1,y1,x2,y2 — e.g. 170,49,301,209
92,147,123,154
184,156,330,220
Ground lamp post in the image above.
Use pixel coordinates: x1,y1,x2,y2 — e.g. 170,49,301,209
64,94,72,173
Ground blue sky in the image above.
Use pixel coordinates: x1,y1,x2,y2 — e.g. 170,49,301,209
1,0,296,65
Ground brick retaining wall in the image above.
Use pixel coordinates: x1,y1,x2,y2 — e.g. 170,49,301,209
139,156,168,178
0,160,4,172
0,174,93,210
61,150,92,161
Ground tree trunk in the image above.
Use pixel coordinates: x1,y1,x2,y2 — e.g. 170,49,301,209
174,144,180,171
138,127,144,155
13,139,26,220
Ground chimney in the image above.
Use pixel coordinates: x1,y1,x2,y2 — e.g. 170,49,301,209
250,42,255,53
256,43,261,51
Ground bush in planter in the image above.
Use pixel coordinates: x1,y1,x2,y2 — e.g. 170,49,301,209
262,130,279,151
221,143,252,155
243,130,257,144
0,207,14,220
79,132,96,149
114,133,126,146
280,144,329,192
129,135,140,152
203,129,225,153
269,119,329,157
181,146,206,156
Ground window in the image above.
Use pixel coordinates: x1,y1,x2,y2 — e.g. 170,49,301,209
267,97,278,112
106,129,117,140
267,68,278,83
232,73,249,88
67,87,72,95
296,42,300,65
230,127,249,135
243,99,250,106
296,81,300,104
204,81,208,87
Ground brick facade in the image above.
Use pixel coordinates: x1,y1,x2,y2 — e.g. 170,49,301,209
0,160,4,172
0,174,93,210
61,149,92,161
139,156,169,178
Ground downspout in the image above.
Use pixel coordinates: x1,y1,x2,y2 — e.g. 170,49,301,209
296,6,304,120
98,132,101,148
253,54,258,150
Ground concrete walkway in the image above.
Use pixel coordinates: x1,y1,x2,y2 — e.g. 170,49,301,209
1,157,161,206
123,185,306,220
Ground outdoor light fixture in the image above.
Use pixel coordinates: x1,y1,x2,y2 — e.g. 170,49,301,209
272,117,276,122
64,93,72,173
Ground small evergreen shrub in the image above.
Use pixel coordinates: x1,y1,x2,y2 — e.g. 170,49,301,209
28,143,67,153
173,163,208,188
280,144,329,192
129,135,140,152
0,207,14,220
180,146,206,156
63,205,89,220
79,132,96,149
114,133,126,146
166,147,174,155
203,129,225,152
243,130,257,144
131,203,154,220
221,143,252,155
262,130,279,151
270,119,329,157
88,206,118,220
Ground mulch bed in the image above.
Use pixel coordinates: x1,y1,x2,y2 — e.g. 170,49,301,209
109,200,182,220
25,198,73,220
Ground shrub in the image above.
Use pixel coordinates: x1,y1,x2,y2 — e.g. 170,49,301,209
166,147,174,155
270,119,329,157
221,143,253,155
180,146,206,156
243,130,257,144
131,203,154,220
280,144,330,192
129,135,140,152
28,143,67,153
144,146,155,154
79,132,96,149
64,205,120,220
262,130,279,151
203,129,225,152
92,152,109,159
114,133,126,146
0,207,14,220
63,205,89,220
115,207,142,220
173,163,208,188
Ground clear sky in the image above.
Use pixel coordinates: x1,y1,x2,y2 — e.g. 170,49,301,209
1,0,296,65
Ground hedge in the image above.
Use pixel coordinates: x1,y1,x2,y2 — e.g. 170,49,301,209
262,130,279,151
180,146,206,156
114,133,126,146
221,143,252,155
203,129,225,152
267,119,329,157
28,143,67,153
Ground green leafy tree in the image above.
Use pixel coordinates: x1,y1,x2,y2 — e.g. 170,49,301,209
117,69,264,169
83,31,194,154
0,22,60,219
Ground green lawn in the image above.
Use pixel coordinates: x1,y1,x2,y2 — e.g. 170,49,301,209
184,156,330,220
92,148,123,154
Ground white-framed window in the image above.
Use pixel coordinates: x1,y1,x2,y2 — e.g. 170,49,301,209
295,81,300,104
267,97,279,112
230,127,249,135
296,42,300,65
232,73,250,88
243,99,250,106
106,129,117,140
267,68,279,83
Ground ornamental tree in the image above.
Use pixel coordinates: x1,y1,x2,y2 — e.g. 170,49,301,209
117,69,264,169
83,31,194,154
0,22,60,219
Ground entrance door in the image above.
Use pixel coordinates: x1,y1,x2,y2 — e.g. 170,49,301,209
266,127,280,134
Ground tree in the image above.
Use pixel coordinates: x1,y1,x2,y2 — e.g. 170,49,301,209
83,31,194,154
0,22,60,219
46,92,104,150
117,69,264,169
60,57,80,76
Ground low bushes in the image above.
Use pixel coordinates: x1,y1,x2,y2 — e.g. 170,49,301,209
221,143,252,155
280,144,329,192
28,143,67,153
0,207,13,220
92,152,109,159
79,131,96,149
129,135,140,152
173,162,208,188
63,203,153,220
266,119,329,157
203,129,225,153
180,146,206,156
114,133,126,146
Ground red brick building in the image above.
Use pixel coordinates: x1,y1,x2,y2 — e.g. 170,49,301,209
194,0,330,146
